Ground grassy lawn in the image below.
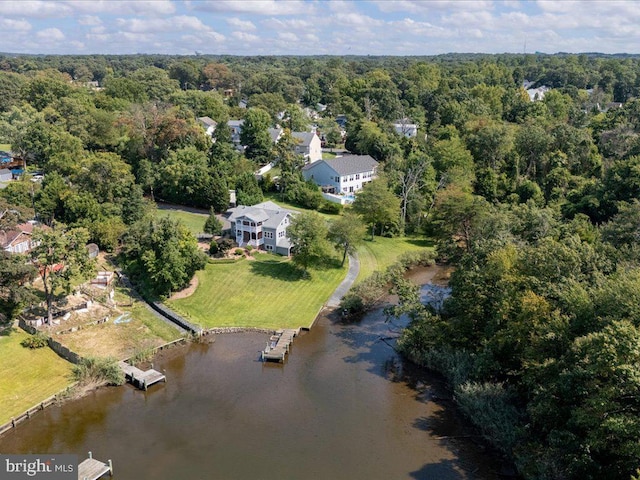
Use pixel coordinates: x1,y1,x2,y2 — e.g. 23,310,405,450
322,151,338,160
262,191,341,220
0,329,74,425
156,208,208,236
0,143,11,152
356,236,434,283
56,287,182,360
168,254,346,329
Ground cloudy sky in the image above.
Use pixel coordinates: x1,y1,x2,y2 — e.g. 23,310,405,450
0,0,639,56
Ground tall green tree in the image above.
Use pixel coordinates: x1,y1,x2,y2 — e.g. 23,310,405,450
0,252,37,322
121,216,207,297
328,212,366,266
287,211,332,271
240,107,273,164
352,178,400,239
31,226,94,324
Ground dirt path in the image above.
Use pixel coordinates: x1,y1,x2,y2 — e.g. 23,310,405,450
169,275,199,300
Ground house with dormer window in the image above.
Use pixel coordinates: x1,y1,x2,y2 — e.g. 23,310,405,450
226,201,294,255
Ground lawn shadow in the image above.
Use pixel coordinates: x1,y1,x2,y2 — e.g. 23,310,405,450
249,259,305,282
405,237,435,248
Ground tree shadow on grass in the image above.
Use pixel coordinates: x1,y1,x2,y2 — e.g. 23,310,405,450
405,237,435,248
249,259,305,282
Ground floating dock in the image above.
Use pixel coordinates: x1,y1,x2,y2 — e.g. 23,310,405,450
118,361,166,390
78,451,112,480
261,328,300,362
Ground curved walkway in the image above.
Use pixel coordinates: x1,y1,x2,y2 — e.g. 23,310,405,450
326,254,360,308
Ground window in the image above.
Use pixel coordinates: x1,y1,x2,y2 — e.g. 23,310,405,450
266,245,274,251
265,231,273,239
355,174,360,180
349,176,354,182
278,231,285,238
342,187,348,192
242,220,250,226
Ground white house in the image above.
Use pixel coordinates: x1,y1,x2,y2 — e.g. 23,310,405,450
0,222,40,254
292,131,322,163
197,117,217,137
227,119,244,145
301,154,378,194
393,118,418,138
226,201,294,255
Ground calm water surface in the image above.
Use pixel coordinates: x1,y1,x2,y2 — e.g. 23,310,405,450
0,267,503,479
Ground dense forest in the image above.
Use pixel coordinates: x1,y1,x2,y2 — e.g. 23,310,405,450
2,52,640,478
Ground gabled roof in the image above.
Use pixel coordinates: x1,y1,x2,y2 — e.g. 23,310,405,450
0,222,35,249
227,201,294,230
302,154,378,176
228,119,244,128
268,127,283,143
197,116,217,128
292,132,316,147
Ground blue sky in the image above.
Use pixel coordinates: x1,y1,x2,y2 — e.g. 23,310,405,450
0,1,639,55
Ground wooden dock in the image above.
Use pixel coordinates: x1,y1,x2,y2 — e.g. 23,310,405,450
78,451,112,480
118,361,166,390
261,328,300,362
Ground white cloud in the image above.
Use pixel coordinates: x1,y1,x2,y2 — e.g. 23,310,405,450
262,18,313,30
226,17,257,31
231,31,261,42
278,32,298,42
188,0,310,16
78,15,102,26
36,28,65,41
0,19,32,32
0,1,71,17
373,0,493,14
66,0,176,16
117,15,213,33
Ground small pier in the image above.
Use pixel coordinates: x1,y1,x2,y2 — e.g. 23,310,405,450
261,328,300,362
78,451,112,479
118,361,166,390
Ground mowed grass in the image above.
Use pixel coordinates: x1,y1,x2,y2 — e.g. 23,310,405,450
0,143,11,152
168,255,347,329
262,192,341,220
156,208,208,236
356,236,434,283
0,329,74,425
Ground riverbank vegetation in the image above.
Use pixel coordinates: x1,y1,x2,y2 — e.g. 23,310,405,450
2,52,640,477
0,329,74,425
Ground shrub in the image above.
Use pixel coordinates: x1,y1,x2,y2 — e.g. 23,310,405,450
209,241,219,255
21,332,49,349
72,356,125,386
234,248,244,256
320,201,342,214
246,244,254,252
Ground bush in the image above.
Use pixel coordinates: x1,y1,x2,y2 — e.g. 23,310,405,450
320,201,342,214
209,241,219,255
21,332,49,349
246,244,254,252
234,248,244,255
72,356,125,386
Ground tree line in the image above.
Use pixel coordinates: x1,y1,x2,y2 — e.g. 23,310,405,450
1,52,640,478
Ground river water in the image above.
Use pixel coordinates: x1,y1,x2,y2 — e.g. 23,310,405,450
0,266,502,479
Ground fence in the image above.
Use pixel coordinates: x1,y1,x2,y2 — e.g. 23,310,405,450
0,385,78,437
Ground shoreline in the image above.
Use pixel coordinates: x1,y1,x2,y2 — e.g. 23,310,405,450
1,261,446,439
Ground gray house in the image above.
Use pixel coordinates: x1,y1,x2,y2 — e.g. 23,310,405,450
226,201,294,255
0,168,12,182
301,155,378,194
